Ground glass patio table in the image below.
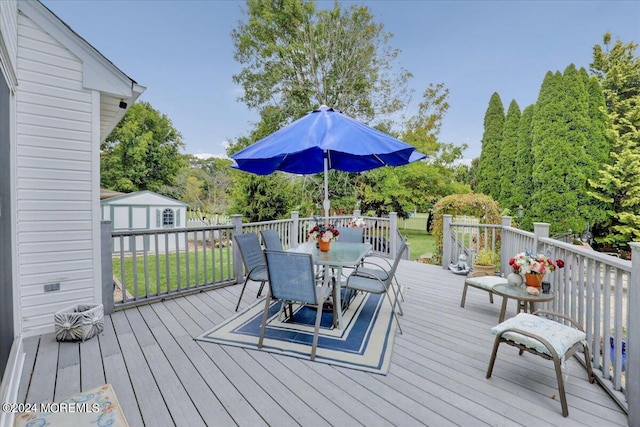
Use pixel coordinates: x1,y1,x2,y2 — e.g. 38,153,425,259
493,283,555,323
287,241,372,329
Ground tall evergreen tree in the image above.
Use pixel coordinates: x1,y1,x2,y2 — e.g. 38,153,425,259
513,104,535,219
531,65,605,234
476,93,505,200
499,100,521,209
588,33,640,246
580,70,610,229
531,71,568,230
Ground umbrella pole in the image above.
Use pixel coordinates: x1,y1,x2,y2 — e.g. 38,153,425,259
323,153,330,221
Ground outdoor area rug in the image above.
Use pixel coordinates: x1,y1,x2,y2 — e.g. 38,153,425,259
14,383,129,427
195,290,398,374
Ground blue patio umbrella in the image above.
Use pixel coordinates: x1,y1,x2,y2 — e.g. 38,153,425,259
231,105,426,218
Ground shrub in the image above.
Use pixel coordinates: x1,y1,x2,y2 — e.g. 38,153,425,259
431,193,502,255
474,249,498,266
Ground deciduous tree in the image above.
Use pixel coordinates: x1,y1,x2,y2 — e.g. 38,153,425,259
101,102,185,193
232,0,410,126
229,0,414,219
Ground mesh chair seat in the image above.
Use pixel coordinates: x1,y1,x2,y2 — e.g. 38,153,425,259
360,237,408,304
260,229,284,251
343,274,386,293
344,239,407,333
355,266,389,281
259,250,334,360
248,265,268,282
336,227,364,244
234,233,269,311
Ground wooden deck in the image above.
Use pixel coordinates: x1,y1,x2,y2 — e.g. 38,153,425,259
17,261,628,426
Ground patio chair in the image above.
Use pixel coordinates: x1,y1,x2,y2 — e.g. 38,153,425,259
233,233,269,312
336,227,364,243
460,271,508,308
259,250,334,360
260,229,284,250
358,237,408,306
332,226,365,286
343,239,406,333
486,310,595,417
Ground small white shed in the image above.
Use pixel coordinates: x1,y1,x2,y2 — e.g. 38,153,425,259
102,191,188,253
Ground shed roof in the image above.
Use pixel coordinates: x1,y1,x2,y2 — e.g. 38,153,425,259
101,190,188,207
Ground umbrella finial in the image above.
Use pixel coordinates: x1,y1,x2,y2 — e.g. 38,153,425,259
315,105,333,113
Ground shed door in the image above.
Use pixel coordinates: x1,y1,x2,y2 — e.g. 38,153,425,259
0,67,14,378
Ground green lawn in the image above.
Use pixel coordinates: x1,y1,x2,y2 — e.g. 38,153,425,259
113,231,436,297
400,229,436,260
113,248,234,297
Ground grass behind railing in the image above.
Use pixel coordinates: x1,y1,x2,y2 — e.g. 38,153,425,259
113,229,437,298
402,230,436,260
113,248,234,299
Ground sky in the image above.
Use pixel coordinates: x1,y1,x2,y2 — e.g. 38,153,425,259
41,0,640,160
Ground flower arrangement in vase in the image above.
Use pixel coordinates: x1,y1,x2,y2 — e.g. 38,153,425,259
347,217,366,228
508,250,564,288
308,221,340,251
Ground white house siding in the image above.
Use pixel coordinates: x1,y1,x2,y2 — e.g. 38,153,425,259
100,93,121,141
16,13,95,336
0,1,18,76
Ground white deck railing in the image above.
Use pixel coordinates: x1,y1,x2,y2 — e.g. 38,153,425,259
104,211,401,310
442,215,637,422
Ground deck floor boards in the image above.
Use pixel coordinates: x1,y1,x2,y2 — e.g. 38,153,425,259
17,261,628,426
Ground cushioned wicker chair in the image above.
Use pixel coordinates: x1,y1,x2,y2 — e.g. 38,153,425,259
260,229,284,250
233,233,269,312
259,250,333,360
486,310,595,417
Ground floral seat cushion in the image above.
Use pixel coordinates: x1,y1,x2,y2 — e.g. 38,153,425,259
491,313,586,359
465,276,508,291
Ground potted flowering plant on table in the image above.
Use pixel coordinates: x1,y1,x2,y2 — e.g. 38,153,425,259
308,223,340,252
508,250,564,288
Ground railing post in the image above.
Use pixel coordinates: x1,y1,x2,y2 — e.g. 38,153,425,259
500,216,512,274
101,221,114,315
232,215,244,284
628,242,640,426
389,212,398,257
533,222,550,251
442,214,452,269
352,209,361,217
291,211,299,247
